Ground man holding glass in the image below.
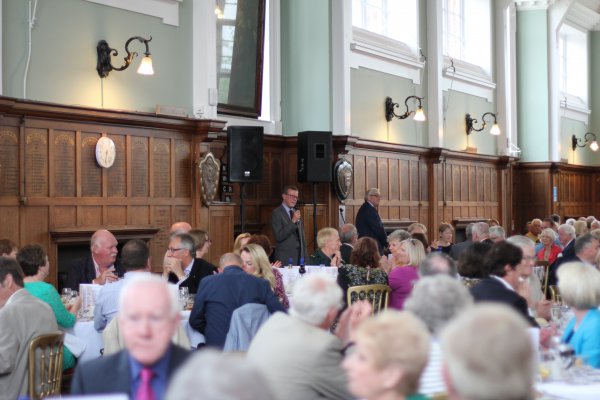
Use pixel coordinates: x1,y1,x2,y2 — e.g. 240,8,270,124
271,185,307,265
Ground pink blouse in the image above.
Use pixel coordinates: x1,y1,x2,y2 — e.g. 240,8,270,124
388,265,419,310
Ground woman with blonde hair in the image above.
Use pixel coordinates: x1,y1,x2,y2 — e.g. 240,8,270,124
240,244,289,309
387,238,425,310
343,311,431,400
574,220,589,237
233,232,252,254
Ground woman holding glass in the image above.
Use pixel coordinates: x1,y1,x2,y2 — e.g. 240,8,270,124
557,261,600,368
384,238,426,310
240,244,289,309
18,244,81,370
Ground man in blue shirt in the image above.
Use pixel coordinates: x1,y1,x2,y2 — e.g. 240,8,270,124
72,274,190,399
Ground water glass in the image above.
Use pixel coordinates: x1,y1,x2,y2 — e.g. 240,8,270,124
550,304,562,323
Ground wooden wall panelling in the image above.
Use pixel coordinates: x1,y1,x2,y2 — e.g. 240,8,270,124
513,163,552,234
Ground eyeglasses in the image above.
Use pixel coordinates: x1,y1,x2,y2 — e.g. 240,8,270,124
285,193,298,199
166,247,184,253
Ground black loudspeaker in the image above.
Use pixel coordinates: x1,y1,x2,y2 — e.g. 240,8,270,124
227,126,264,182
297,131,332,182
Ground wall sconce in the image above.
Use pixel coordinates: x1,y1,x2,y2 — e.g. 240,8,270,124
385,96,426,122
96,36,154,78
572,133,599,152
465,112,500,136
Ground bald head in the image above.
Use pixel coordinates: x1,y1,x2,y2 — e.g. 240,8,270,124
219,252,243,270
170,222,192,235
91,230,118,268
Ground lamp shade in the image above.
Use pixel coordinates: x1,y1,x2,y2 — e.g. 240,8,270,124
137,56,154,75
413,108,426,122
489,123,501,136
591,140,599,152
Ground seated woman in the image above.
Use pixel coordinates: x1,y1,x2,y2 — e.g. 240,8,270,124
337,237,388,307
18,244,81,370
233,232,252,254
0,238,18,258
536,228,562,265
430,223,454,254
240,244,289,309
557,262,600,368
386,238,425,310
309,227,342,267
342,310,431,400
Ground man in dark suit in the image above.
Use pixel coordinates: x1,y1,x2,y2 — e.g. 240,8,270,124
449,223,475,261
550,229,599,286
71,275,190,399
339,223,358,264
271,185,307,265
163,232,216,294
66,229,124,290
355,188,388,254
548,223,576,286
189,253,286,349
470,241,538,327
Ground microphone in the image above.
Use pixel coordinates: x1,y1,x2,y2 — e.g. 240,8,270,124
292,206,301,225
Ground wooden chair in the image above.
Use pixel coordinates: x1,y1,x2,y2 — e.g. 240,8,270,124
548,285,562,304
28,331,65,400
346,284,390,314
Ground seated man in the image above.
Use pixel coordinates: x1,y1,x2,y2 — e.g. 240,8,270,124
93,239,151,332
470,242,538,327
72,274,190,398
67,229,124,289
0,257,58,400
163,232,216,294
189,253,285,349
247,273,370,400
441,304,534,400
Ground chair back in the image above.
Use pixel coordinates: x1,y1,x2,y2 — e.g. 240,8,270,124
534,260,550,297
548,285,562,304
28,331,65,400
346,284,390,314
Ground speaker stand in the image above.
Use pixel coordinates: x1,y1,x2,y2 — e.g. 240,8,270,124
239,182,246,233
312,182,318,249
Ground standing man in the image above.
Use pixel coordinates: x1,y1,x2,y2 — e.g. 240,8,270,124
67,229,124,289
72,275,190,398
271,185,307,265
355,188,387,254
0,257,58,400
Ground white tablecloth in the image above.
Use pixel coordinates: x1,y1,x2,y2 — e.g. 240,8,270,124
71,311,204,363
536,382,600,399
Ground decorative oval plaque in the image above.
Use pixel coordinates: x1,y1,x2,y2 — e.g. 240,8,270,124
198,152,221,206
333,158,353,202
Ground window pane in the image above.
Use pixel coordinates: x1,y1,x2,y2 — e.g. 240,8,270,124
352,0,418,48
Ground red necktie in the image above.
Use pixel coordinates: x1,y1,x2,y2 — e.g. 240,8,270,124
136,368,156,400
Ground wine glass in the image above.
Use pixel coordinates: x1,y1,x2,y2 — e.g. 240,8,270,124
550,304,562,324
61,288,72,304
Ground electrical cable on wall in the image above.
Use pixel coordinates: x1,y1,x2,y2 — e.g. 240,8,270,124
442,59,456,137
23,0,40,99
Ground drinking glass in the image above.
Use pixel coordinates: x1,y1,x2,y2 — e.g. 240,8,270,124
61,288,72,304
550,304,562,324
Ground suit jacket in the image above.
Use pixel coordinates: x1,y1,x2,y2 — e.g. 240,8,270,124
271,204,307,264
355,201,387,254
71,344,189,397
449,239,472,261
548,240,576,286
168,257,217,294
470,277,538,327
340,243,353,264
66,253,124,290
247,312,354,400
0,289,58,400
189,266,286,349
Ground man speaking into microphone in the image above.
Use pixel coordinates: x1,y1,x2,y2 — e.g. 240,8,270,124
271,185,307,265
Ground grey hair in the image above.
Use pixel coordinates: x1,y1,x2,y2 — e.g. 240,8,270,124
440,304,534,400
506,235,535,251
558,223,576,238
339,223,358,244
171,233,197,254
471,222,489,238
387,229,410,244
539,228,557,241
557,262,600,309
574,233,597,255
465,223,475,240
364,188,380,201
405,275,473,335
565,218,576,226
289,273,343,326
118,274,179,318
419,252,457,277
166,350,275,400
489,226,505,240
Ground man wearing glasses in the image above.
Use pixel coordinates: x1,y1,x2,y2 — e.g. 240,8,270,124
271,185,307,265
163,233,216,294
355,188,388,255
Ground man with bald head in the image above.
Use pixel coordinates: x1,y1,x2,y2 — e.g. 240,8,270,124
67,229,124,290
169,221,192,235
189,253,285,349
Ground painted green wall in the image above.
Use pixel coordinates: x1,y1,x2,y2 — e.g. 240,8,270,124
561,117,600,165
591,32,600,137
516,10,549,162
280,0,331,136
3,0,193,113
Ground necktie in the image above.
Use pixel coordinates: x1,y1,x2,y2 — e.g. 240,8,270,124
289,209,294,219
136,368,156,400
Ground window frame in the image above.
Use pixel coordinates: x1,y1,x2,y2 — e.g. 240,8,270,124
558,23,590,123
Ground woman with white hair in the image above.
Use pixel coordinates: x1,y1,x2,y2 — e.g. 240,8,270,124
343,311,431,400
557,262,600,368
404,275,473,396
536,228,562,265
309,227,342,267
